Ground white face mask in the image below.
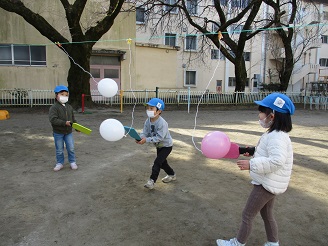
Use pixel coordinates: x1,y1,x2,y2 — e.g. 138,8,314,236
259,114,272,128
59,95,68,104
146,110,155,118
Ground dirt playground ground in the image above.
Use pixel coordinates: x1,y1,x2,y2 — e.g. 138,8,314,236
0,105,327,246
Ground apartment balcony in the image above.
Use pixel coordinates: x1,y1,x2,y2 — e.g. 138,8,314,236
291,63,319,84
307,38,322,50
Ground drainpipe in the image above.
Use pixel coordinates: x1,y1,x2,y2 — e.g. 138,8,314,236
315,4,323,81
261,3,269,86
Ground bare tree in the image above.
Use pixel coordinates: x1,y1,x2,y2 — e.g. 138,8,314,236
263,0,297,91
266,0,326,90
0,0,127,107
137,0,277,92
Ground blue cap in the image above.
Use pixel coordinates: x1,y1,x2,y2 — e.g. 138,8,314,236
146,98,165,111
54,85,69,93
255,93,295,115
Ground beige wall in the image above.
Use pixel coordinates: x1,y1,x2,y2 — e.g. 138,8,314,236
0,1,70,90
135,44,177,90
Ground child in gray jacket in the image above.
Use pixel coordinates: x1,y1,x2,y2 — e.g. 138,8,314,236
137,98,176,190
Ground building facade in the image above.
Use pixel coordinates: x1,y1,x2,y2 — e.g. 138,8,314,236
0,0,327,95
135,0,328,93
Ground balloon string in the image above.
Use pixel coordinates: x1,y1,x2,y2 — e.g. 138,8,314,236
124,39,138,138
56,39,220,147
191,39,222,153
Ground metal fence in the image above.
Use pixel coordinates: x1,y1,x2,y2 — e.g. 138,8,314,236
0,88,310,108
0,89,55,107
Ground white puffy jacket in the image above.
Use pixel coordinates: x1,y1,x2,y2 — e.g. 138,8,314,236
250,130,293,195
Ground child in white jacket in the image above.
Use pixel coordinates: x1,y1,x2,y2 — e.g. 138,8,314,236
216,93,295,246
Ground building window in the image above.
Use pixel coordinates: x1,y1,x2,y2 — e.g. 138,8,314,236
215,0,249,7
216,80,222,93
104,69,119,79
244,52,251,61
185,35,197,51
136,7,145,24
211,49,225,60
185,71,196,86
321,35,328,44
187,0,197,15
165,33,177,46
319,58,328,67
164,0,178,14
212,22,220,33
323,11,328,21
90,68,100,78
245,78,249,87
232,0,250,8
228,77,236,87
219,0,228,6
230,24,244,35
0,44,46,66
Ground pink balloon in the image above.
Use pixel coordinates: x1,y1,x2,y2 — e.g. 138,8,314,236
201,131,231,159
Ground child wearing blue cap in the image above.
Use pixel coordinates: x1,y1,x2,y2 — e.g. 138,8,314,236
49,85,78,171
137,98,176,190
216,93,295,246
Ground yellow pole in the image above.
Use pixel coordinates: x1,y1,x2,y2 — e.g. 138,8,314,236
120,90,123,113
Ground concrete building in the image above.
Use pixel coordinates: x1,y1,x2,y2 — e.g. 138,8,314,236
135,0,328,93
0,0,327,95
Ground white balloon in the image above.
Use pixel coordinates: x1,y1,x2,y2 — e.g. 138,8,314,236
99,119,125,142
97,78,118,98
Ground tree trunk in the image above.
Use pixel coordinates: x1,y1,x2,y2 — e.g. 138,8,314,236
279,44,294,91
65,44,93,109
234,57,247,92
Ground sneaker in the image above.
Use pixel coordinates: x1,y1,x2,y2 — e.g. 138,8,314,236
53,164,64,171
144,179,155,189
263,242,279,246
70,162,78,170
161,174,176,183
216,238,245,246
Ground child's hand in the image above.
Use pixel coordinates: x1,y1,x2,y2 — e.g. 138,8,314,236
137,138,146,145
240,146,255,156
237,160,250,171
66,121,71,126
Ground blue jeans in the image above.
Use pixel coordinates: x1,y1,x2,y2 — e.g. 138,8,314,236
53,132,76,164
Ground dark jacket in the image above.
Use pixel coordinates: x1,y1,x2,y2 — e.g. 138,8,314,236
49,100,76,134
